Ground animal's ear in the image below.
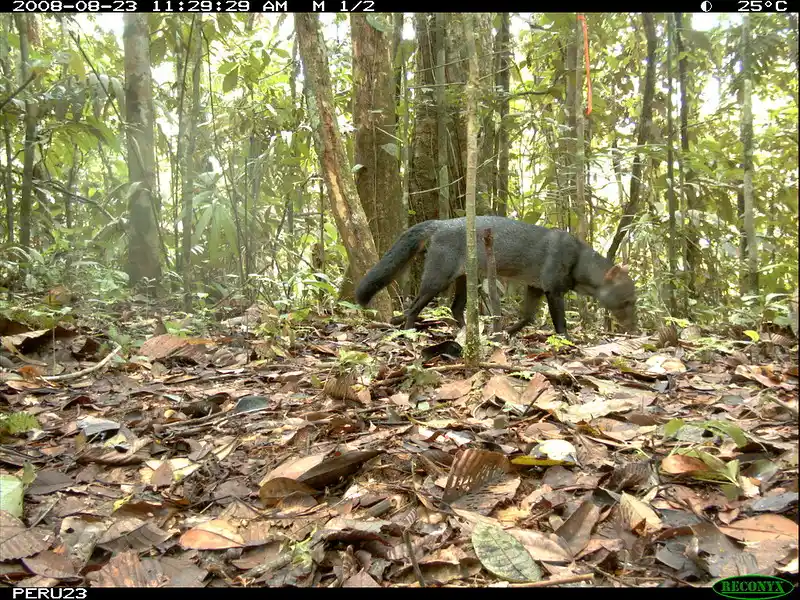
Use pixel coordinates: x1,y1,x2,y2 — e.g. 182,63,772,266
619,264,630,274
604,265,621,281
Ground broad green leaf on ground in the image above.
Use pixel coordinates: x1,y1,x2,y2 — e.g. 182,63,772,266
471,521,543,583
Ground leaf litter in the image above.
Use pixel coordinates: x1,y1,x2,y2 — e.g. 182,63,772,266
0,309,797,588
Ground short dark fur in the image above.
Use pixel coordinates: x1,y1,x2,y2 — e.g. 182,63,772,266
355,217,637,336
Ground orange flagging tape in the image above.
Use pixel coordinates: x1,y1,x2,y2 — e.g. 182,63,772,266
577,14,592,116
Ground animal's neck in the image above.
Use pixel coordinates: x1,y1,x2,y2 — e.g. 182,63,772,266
572,246,612,296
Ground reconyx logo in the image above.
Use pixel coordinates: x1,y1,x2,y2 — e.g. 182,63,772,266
713,575,794,600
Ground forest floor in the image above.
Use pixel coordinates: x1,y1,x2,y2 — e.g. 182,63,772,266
0,297,798,588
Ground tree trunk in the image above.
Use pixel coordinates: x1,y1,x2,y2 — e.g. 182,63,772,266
409,14,439,225
434,13,450,221
475,13,494,215
462,13,480,367
666,15,679,316
14,15,35,249
351,13,403,264
494,13,510,217
607,14,657,263
444,17,468,213
1,16,15,243
675,13,699,301
740,14,758,293
181,16,202,309
295,13,392,320
391,14,404,110
573,16,588,242
562,19,578,232
123,14,162,288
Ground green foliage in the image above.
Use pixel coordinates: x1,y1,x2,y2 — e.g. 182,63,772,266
401,361,442,392
336,349,372,370
545,334,575,353
0,411,40,436
663,418,748,448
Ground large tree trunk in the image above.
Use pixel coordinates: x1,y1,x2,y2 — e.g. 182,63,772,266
14,15,35,249
475,13,495,215
573,16,588,242
181,16,202,309
434,13,450,221
494,13,510,217
391,14,404,110
123,14,162,288
444,16,468,213
406,14,440,291
409,13,439,226
607,14,657,263
351,13,403,264
462,13,480,366
295,14,392,320
740,14,758,294
666,15,679,316
2,16,15,243
675,13,699,302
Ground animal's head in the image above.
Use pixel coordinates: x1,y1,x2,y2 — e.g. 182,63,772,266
597,264,637,332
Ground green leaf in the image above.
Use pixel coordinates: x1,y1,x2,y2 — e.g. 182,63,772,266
689,450,728,474
68,50,85,79
381,142,399,159
366,14,391,33
21,463,36,485
0,475,24,517
663,418,685,439
704,421,749,448
222,67,239,93
743,330,760,342
472,521,542,583
0,412,40,434
193,205,214,246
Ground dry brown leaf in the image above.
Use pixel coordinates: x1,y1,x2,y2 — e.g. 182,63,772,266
139,334,191,361
555,500,601,556
443,449,511,504
436,378,473,401
89,550,159,587
0,511,53,561
80,437,152,466
520,373,551,407
179,519,245,550
619,492,663,536
22,550,78,579
140,556,208,587
323,372,361,402
506,529,573,563
150,461,174,489
735,364,794,390
261,453,328,486
487,348,509,365
482,374,520,404
644,355,686,374
259,477,319,506
343,570,380,587
97,518,172,553
719,514,799,542
298,450,381,489
661,454,711,475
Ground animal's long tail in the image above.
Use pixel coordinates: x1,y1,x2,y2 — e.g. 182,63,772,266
355,220,440,306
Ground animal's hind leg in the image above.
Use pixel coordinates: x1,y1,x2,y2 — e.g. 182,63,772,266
507,286,544,336
402,244,462,329
450,275,467,328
